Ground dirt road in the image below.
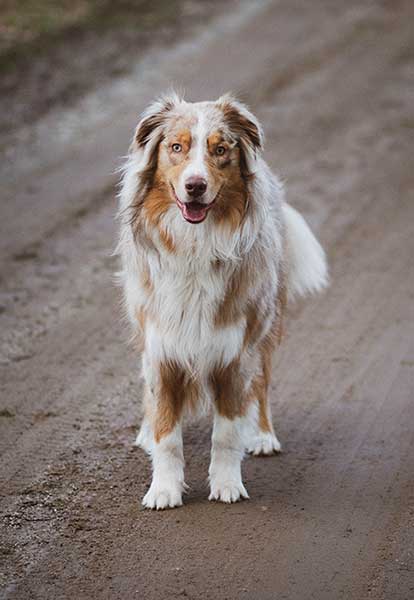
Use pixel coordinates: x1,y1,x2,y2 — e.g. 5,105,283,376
1,1,414,598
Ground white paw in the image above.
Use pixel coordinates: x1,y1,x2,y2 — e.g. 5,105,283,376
142,481,184,510
246,431,282,456
209,480,249,503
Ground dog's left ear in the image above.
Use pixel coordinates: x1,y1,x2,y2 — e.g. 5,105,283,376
217,94,264,176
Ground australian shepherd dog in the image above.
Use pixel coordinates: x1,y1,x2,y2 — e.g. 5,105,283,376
117,93,328,509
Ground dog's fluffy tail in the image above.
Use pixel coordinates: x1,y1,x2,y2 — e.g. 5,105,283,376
282,203,329,302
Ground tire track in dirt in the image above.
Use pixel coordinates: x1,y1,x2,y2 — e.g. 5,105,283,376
1,0,414,598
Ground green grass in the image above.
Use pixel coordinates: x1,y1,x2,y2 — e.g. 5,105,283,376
0,0,183,72
0,1,94,50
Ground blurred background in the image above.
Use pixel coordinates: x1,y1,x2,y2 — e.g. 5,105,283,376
0,0,227,134
1,2,413,599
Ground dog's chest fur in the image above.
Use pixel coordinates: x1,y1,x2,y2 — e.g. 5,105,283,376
144,237,248,374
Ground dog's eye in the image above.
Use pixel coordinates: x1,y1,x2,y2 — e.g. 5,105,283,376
216,145,226,156
172,143,182,153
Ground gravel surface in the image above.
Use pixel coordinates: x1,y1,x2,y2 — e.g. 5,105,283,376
1,1,413,598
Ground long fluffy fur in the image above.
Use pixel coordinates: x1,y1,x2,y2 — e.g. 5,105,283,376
116,93,328,509
282,203,328,302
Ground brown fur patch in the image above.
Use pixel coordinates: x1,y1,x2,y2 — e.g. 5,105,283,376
207,133,230,160
153,361,198,442
210,359,248,419
136,307,146,330
163,127,193,171
142,132,191,237
142,177,177,253
131,209,158,254
129,142,161,239
258,398,272,432
251,277,287,433
253,335,276,433
144,178,174,226
212,258,224,272
243,300,264,348
135,116,163,148
169,129,192,155
134,307,146,352
141,263,153,292
202,129,249,231
275,285,287,345
133,145,188,253
251,377,272,433
134,98,176,148
211,149,248,231
214,265,250,328
275,267,287,345
218,100,262,181
130,105,185,234
207,132,222,148
220,103,262,150
158,226,176,254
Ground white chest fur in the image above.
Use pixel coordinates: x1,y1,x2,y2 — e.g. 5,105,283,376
144,253,245,375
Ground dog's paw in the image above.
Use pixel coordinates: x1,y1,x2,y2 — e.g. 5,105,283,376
142,481,184,510
209,480,249,504
246,431,282,456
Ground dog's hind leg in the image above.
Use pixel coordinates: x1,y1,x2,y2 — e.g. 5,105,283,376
245,393,282,456
245,331,282,456
134,413,153,454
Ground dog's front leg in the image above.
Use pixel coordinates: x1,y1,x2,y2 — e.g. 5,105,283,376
142,420,185,510
209,362,250,503
141,360,186,510
209,413,249,503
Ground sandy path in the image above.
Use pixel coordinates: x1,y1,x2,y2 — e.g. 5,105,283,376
1,1,413,598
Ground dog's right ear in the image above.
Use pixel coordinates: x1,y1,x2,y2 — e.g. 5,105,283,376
125,93,182,233
132,92,182,151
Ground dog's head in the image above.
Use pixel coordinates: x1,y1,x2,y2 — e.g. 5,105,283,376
132,93,263,228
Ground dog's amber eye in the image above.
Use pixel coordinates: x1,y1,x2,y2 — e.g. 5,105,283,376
216,145,226,156
172,143,182,153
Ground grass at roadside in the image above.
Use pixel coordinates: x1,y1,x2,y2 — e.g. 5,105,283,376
0,0,185,73
0,0,93,51
0,0,226,136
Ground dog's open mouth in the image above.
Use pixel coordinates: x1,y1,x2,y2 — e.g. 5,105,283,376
171,185,216,224
179,200,213,223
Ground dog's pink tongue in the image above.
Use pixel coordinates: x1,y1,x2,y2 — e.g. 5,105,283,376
183,203,208,223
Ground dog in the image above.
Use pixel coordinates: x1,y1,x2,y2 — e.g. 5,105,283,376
117,93,328,509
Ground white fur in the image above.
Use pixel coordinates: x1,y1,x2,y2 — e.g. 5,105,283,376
283,203,329,302
178,112,210,198
209,414,249,503
141,424,186,510
135,415,153,453
117,94,328,508
247,431,282,456
243,399,282,455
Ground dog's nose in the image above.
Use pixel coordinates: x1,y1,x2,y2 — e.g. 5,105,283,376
185,176,207,198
